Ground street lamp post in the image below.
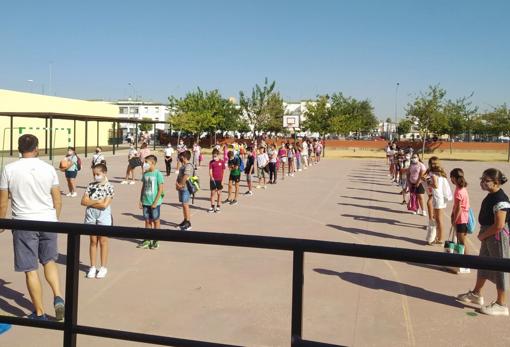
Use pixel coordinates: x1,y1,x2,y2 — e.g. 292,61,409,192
128,82,136,101
394,82,400,141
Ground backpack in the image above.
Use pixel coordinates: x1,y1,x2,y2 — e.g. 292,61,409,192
187,176,200,194
76,156,82,171
235,155,245,172
467,208,476,234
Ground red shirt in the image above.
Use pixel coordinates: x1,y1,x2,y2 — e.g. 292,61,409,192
209,159,225,181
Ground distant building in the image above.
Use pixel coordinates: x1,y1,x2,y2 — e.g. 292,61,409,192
112,100,169,137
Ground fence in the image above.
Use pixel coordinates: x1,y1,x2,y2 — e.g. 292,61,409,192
1,219,510,347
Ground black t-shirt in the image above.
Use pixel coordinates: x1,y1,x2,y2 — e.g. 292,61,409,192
478,189,510,226
244,155,255,174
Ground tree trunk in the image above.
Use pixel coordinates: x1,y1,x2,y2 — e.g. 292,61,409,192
421,132,427,161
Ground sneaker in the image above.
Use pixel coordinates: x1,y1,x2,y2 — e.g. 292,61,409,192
480,302,509,316
129,181,136,185
230,200,238,205
215,206,221,213
121,180,128,184
224,199,232,204
262,186,267,190
181,221,192,231
298,169,302,172
244,191,253,196
255,185,262,189
87,266,97,279
207,207,215,213
27,312,48,321
412,211,417,215
149,241,159,250
96,267,108,278
65,192,72,197
457,290,484,305
54,296,65,321
421,210,428,217
137,240,151,249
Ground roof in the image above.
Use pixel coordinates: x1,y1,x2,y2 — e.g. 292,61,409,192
0,112,167,124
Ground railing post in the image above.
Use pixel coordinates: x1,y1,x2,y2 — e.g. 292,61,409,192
63,233,81,347
291,250,304,346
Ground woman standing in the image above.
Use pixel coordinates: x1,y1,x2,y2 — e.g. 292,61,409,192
407,153,427,216
425,156,451,245
164,143,174,176
64,147,79,197
457,168,510,316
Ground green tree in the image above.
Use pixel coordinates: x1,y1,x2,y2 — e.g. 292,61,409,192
138,118,153,132
302,95,333,135
397,119,413,139
329,93,377,136
260,92,285,134
239,78,278,137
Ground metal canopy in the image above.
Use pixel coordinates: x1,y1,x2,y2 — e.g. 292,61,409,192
0,112,167,124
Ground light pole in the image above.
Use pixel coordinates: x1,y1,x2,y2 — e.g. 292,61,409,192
394,82,400,124
128,82,136,101
26,79,34,93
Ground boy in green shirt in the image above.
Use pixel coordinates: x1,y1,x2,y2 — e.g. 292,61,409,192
138,155,164,249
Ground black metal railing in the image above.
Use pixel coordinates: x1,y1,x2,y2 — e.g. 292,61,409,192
1,219,510,347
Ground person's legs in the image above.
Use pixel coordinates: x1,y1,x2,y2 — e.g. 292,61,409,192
234,181,239,200
89,236,98,267
434,208,443,241
473,277,487,295
42,261,63,299
417,193,425,213
228,180,233,200
153,219,161,229
210,189,215,207
183,204,190,221
427,195,433,220
66,178,72,193
25,271,44,315
216,190,222,207
247,176,252,192
457,232,468,254
70,178,76,193
496,288,506,306
98,237,109,267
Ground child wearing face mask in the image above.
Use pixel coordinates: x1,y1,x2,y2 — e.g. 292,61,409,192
138,155,164,249
81,164,114,279
64,147,79,197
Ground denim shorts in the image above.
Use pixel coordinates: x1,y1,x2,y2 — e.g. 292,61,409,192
65,170,78,179
178,189,191,204
84,207,113,226
12,230,58,272
143,205,161,221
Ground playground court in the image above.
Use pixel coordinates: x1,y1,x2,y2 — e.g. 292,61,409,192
1,152,510,347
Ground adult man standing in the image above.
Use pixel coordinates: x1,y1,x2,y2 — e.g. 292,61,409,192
0,134,65,320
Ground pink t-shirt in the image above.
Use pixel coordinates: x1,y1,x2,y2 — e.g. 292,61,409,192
408,162,426,184
139,148,151,162
453,187,470,224
209,159,225,181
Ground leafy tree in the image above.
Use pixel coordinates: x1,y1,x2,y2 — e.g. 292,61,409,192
397,119,413,138
302,95,333,135
329,93,377,135
260,92,285,134
482,104,510,136
239,78,278,137
442,95,477,144
138,118,153,132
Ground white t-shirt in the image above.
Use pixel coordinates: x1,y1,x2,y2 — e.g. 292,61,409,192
0,158,59,221
257,153,269,168
92,153,105,166
301,141,308,155
164,147,174,157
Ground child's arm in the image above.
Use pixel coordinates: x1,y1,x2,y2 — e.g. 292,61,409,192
81,193,95,207
139,181,144,209
451,198,462,224
209,167,214,180
152,183,164,208
90,197,112,209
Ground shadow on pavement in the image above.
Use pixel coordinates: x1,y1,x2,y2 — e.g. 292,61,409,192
341,214,425,229
57,254,88,274
326,224,424,246
313,269,464,308
0,279,33,316
338,202,409,215
347,187,400,195
339,196,400,205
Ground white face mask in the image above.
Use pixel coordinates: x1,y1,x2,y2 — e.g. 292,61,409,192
143,163,150,171
94,175,104,182
411,158,418,164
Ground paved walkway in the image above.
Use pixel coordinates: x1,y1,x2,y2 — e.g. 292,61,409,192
1,152,509,346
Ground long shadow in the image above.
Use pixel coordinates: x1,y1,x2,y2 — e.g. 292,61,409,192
406,262,451,273
341,213,425,229
163,202,209,212
339,196,400,205
349,179,393,186
338,202,409,215
56,254,88,274
347,187,400,195
313,269,463,308
326,224,424,246
0,279,33,316
121,213,179,228
122,212,145,221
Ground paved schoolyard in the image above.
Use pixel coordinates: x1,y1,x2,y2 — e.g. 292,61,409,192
1,151,510,346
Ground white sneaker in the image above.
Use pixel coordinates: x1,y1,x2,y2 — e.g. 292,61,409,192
255,185,262,189
129,181,136,185
421,210,428,217
457,290,484,305
298,169,302,172
71,192,77,197
121,180,128,185
262,186,267,190
66,193,73,197
87,267,97,279
96,267,108,279
480,302,509,316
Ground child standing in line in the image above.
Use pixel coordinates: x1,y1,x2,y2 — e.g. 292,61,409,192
164,143,174,177
450,168,471,254
301,140,309,169
268,144,278,184
425,156,451,245
81,163,114,278
287,143,295,176
226,150,241,205
256,146,269,189
176,150,193,230
138,155,164,249
244,146,255,195
278,143,287,180
208,149,225,213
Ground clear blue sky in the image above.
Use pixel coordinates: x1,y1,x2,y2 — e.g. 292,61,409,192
1,0,508,120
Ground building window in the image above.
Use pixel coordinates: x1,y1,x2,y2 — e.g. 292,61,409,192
119,107,128,114
130,107,139,114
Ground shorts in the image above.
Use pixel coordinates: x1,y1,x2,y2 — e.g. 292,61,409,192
410,183,425,194
478,225,510,290
143,205,161,221
229,175,241,183
245,173,252,182
129,157,142,169
178,189,191,204
84,207,113,226
65,170,77,179
12,230,58,272
210,180,223,191
456,223,468,234
280,157,287,163
257,167,266,178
